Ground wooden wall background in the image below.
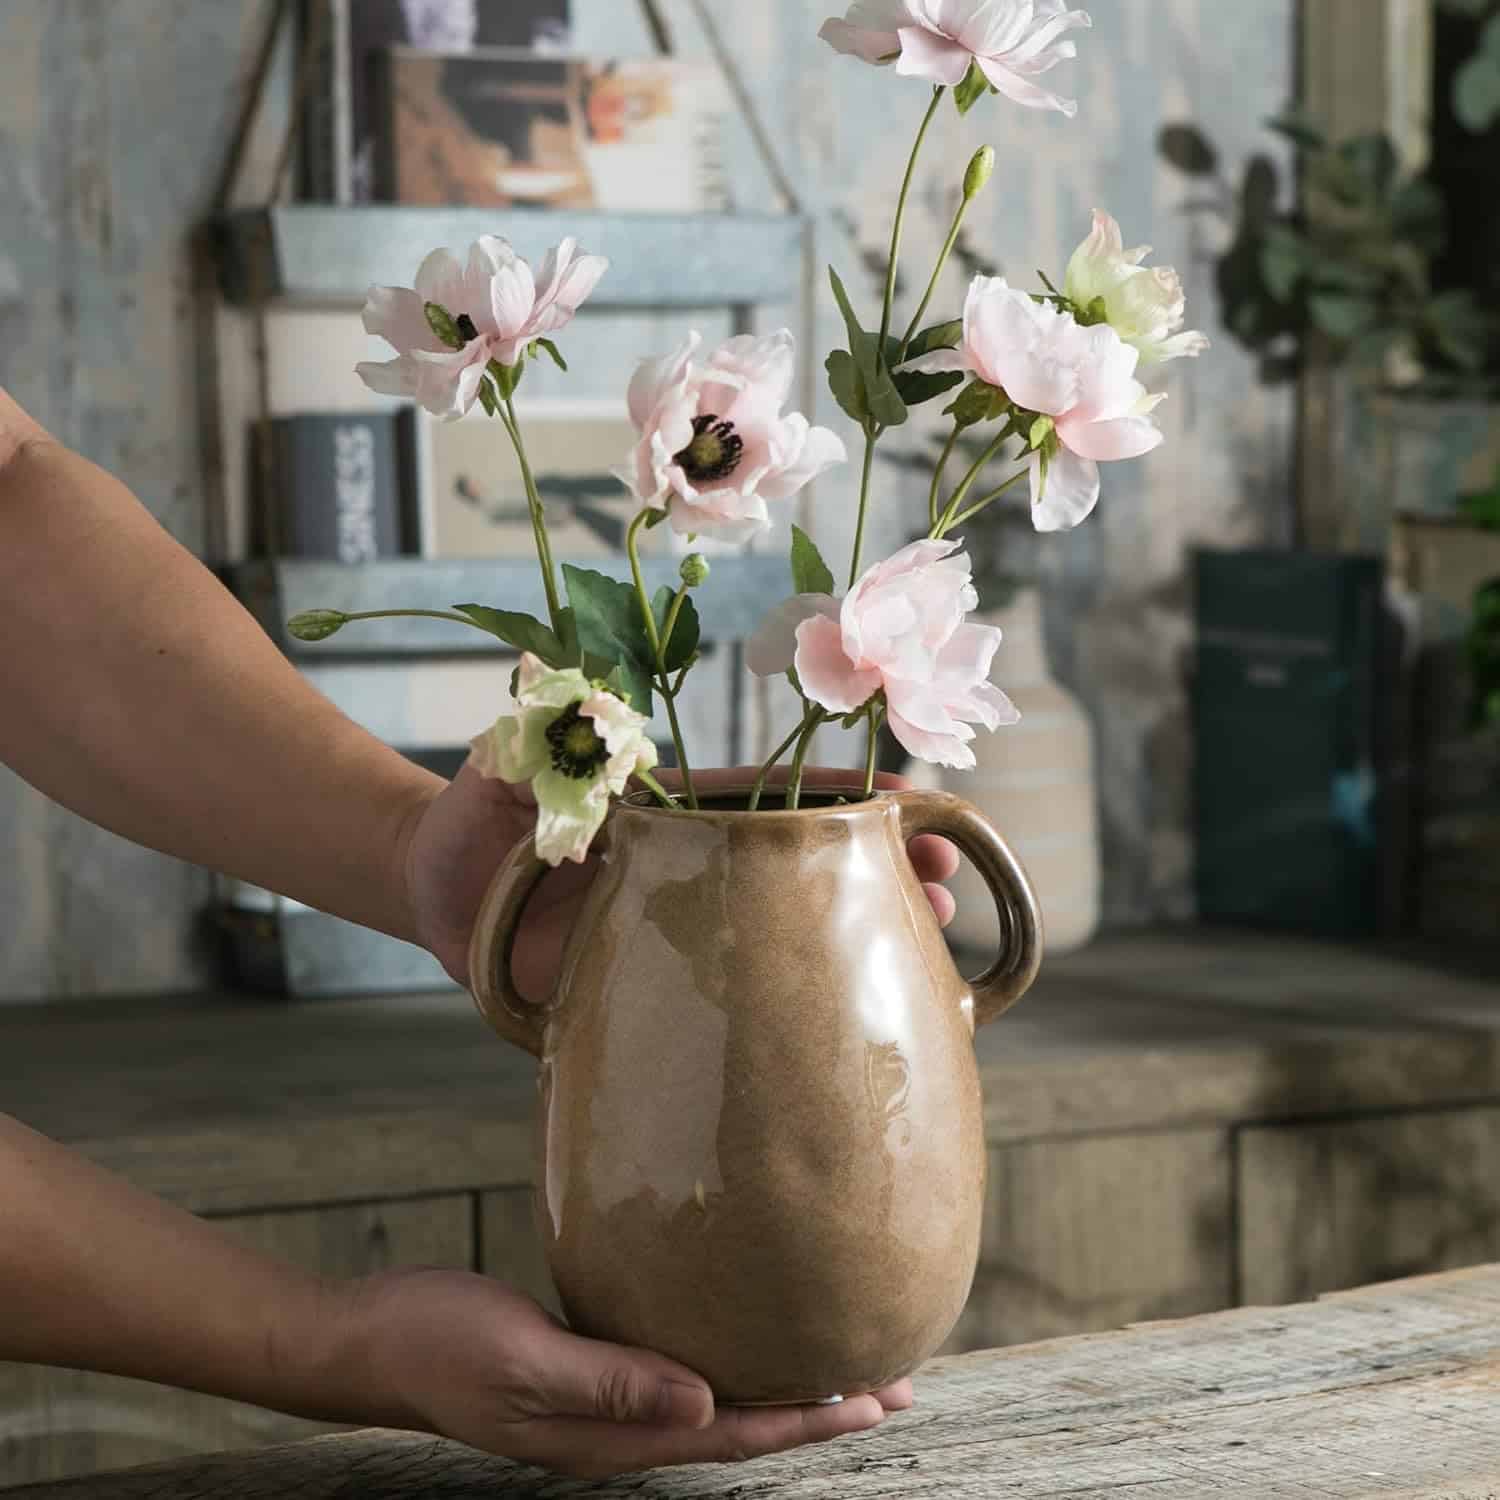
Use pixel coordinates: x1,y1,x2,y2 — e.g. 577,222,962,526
0,0,1297,1002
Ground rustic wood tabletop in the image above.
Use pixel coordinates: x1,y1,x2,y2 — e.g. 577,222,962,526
9,1263,1500,1499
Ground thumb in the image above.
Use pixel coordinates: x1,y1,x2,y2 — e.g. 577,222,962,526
522,1327,716,1429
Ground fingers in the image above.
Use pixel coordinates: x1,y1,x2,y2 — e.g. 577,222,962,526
908,832,960,882
513,1393,888,1480
511,1326,714,1430
922,882,957,927
874,1379,915,1411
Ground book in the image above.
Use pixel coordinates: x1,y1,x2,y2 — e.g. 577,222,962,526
1193,549,1390,938
302,0,573,203
371,48,729,212
263,410,420,562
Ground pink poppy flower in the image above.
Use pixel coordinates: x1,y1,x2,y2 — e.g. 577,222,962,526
747,539,1019,770
619,330,847,545
911,275,1166,530
357,236,607,420
820,0,1091,117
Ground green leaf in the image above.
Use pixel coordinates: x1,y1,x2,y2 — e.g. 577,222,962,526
1338,134,1398,200
1308,292,1379,341
1264,111,1327,152
1455,53,1500,133
1028,415,1055,450
1260,228,1309,303
893,368,965,408
945,377,1008,428
532,337,568,372
790,525,836,597
954,60,990,115
561,566,657,715
652,587,702,674
451,605,565,664
476,379,500,418
902,320,964,361
826,349,868,425
1157,123,1219,176
827,266,909,428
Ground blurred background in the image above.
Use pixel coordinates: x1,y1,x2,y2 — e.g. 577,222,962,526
1,0,1498,1486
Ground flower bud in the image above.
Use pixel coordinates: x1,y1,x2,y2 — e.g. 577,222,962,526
963,145,996,200
679,553,711,588
287,609,349,642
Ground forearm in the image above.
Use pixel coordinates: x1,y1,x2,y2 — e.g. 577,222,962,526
0,1113,364,1420
0,395,441,942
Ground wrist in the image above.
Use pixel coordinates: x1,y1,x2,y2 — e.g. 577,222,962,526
386,774,445,950
298,1270,435,1433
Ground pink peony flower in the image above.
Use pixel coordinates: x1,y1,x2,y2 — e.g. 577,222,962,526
911,275,1166,531
357,236,607,420
619,330,847,544
1065,210,1210,365
747,539,1019,769
820,0,1091,116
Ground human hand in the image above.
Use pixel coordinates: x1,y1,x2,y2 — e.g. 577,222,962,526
327,1268,912,1479
403,764,959,990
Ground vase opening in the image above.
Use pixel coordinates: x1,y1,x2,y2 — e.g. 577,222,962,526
621,787,879,815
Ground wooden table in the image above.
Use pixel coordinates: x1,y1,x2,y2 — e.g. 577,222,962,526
4,930,1499,1485
10,1264,1500,1499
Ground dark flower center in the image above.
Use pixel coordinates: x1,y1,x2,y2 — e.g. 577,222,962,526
455,313,481,344
546,704,610,780
673,414,744,483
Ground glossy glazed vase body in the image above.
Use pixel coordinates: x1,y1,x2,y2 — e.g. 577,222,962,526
470,788,1041,1404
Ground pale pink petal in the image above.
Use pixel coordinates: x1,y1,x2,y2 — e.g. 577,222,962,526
935,619,1004,683
356,354,420,399
971,680,1022,727
795,615,883,713
361,285,444,354
977,53,1077,115
413,247,468,311
819,0,912,62
1146,329,1211,363
1030,447,1100,532
747,594,840,678
489,256,538,343
894,23,975,84
1057,412,1163,462
627,334,701,429
888,708,977,770
757,417,848,502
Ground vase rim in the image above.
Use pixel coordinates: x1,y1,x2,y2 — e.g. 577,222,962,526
616,784,891,820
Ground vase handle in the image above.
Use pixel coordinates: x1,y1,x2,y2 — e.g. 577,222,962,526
467,827,604,1058
896,790,1044,1030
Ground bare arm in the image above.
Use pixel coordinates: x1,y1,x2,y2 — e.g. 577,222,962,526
0,389,440,943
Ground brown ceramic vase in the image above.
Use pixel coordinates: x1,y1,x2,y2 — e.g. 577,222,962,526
468,786,1042,1404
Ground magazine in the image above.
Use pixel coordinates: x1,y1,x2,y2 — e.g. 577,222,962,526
372,49,729,212
303,0,573,203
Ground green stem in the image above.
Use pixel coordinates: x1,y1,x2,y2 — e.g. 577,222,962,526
862,704,885,800
932,430,1013,538
748,718,810,813
627,511,698,810
785,711,826,811
900,194,972,359
635,768,679,810
499,399,562,632
944,467,1030,531
878,87,945,356
847,427,880,590
661,584,689,660
928,426,961,530
340,609,488,630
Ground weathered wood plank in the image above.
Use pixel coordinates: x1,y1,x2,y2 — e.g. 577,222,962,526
0,1195,473,1487
947,1129,1231,1352
1240,1105,1500,1306
10,1265,1500,1498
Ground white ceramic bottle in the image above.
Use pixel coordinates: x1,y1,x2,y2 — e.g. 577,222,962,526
910,587,1101,956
